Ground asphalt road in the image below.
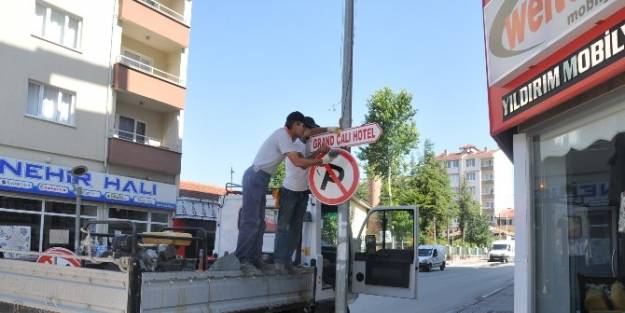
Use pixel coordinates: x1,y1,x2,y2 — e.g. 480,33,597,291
349,262,514,313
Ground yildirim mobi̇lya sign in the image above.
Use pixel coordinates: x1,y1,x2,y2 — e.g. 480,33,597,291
502,20,625,120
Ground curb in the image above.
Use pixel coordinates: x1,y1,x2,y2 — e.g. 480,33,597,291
450,281,514,313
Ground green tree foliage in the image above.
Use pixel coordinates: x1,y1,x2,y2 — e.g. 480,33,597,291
389,210,414,248
465,213,494,248
268,161,285,188
355,181,369,202
456,181,493,247
457,181,480,239
322,212,338,245
393,140,455,244
358,87,418,204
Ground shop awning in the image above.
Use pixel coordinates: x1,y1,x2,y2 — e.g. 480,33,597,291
175,198,218,221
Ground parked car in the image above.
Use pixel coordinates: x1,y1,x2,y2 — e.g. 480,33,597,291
418,245,446,272
488,240,515,262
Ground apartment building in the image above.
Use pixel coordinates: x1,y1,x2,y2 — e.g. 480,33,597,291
0,0,192,253
436,145,513,218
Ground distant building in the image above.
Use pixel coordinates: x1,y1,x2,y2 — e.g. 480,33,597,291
436,145,514,219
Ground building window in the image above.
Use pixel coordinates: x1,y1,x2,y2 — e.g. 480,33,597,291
450,174,459,186
531,104,625,311
108,208,169,233
33,2,82,50
42,201,97,251
465,159,476,167
118,116,147,144
150,212,170,232
27,81,75,125
468,186,476,194
482,158,494,167
466,172,476,181
447,160,459,168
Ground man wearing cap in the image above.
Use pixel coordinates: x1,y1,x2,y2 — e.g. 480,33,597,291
235,111,335,275
274,117,339,274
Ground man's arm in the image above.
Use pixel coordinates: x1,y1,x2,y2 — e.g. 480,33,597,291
287,151,322,169
309,145,330,159
308,127,341,136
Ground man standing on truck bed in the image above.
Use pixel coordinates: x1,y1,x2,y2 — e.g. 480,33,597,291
236,111,334,275
274,116,338,274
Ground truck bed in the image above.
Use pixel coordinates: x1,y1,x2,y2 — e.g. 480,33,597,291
0,259,315,313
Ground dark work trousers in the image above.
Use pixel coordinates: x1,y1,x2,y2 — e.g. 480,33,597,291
273,187,309,265
235,166,271,264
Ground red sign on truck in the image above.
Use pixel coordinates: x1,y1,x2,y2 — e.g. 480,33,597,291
308,123,383,151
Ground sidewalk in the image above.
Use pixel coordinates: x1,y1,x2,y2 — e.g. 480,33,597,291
456,282,514,313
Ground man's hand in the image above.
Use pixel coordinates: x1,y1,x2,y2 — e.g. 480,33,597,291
327,127,341,134
321,149,339,164
318,144,331,155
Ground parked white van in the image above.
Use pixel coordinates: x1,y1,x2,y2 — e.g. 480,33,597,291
418,245,446,272
488,240,515,263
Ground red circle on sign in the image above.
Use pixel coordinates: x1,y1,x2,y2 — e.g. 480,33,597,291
308,149,360,205
37,247,81,267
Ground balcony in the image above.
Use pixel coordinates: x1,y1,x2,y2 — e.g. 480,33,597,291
481,160,494,169
107,135,181,175
119,0,190,47
113,56,186,110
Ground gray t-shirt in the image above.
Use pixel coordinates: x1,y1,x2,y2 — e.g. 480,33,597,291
282,139,311,192
252,128,299,174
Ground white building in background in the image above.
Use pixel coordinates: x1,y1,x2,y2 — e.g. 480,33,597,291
436,145,513,218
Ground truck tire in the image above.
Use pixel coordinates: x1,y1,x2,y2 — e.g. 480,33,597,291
440,261,446,271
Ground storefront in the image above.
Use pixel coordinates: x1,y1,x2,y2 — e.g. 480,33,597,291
483,1,625,312
0,155,176,256
174,181,226,256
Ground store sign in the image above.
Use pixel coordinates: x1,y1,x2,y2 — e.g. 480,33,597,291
176,198,218,220
0,156,177,210
502,20,625,119
484,0,624,85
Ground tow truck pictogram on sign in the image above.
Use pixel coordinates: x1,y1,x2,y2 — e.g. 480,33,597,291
308,149,360,205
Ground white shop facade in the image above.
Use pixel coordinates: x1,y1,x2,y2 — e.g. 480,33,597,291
483,1,625,312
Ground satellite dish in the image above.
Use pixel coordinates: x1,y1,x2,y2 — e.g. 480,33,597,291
70,165,88,176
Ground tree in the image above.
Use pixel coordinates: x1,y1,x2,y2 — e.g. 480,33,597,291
394,140,455,244
268,161,285,188
465,214,494,247
355,181,369,201
457,180,481,243
358,87,418,205
322,212,338,245
389,210,414,249
456,181,493,247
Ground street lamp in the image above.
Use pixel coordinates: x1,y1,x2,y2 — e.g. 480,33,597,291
71,165,88,253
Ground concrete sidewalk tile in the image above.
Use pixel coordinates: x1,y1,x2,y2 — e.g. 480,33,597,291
457,282,513,313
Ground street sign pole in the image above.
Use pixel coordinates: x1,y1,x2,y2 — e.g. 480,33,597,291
336,0,353,312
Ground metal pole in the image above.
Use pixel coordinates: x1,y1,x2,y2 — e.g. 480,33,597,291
74,183,82,253
336,0,353,312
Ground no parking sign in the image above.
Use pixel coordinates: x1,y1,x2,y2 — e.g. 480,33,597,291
308,149,360,205
36,247,81,267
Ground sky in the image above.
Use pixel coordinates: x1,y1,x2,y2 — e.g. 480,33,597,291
181,1,496,186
